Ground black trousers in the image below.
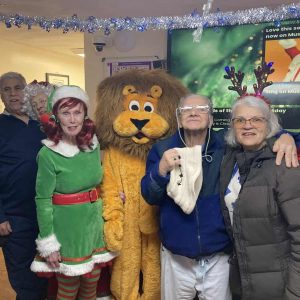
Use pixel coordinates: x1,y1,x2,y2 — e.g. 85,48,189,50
2,220,47,300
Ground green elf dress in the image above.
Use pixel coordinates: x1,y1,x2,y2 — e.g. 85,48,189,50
30,135,116,276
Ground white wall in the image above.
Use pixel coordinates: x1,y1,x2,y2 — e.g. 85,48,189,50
0,30,167,114
84,30,168,118
0,37,85,113
0,38,85,87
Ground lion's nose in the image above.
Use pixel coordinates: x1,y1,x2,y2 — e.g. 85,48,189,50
130,119,149,130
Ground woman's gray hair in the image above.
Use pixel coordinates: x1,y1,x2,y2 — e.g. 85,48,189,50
22,82,55,120
178,94,213,115
225,95,281,147
0,72,26,90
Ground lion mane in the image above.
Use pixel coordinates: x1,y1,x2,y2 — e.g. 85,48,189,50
95,69,188,160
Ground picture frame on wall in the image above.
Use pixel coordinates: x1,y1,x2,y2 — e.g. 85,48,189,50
46,73,69,86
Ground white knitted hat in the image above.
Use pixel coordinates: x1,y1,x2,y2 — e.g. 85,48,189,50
51,85,89,108
167,145,203,214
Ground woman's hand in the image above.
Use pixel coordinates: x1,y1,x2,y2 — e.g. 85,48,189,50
159,148,181,176
46,251,61,269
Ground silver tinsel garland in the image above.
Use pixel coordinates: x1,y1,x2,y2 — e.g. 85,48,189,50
0,3,299,33
193,0,214,42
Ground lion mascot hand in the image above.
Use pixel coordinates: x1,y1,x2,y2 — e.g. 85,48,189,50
103,201,124,251
95,69,188,300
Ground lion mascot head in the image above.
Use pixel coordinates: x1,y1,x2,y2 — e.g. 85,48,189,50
95,69,188,160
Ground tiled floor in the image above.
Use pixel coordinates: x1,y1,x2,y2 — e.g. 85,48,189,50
0,249,15,300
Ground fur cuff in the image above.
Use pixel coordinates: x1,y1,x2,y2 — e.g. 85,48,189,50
278,39,297,49
36,234,61,257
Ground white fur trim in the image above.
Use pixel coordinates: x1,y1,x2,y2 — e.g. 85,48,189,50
31,251,117,276
278,38,297,49
283,54,300,82
42,135,99,157
52,86,89,108
97,297,112,300
289,54,300,66
36,233,61,257
167,146,203,214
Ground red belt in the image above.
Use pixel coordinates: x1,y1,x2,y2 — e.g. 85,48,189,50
52,188,99,205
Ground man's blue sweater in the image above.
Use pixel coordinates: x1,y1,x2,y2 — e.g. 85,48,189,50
0,114,45,231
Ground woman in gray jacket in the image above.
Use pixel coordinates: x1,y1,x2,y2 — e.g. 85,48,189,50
220,95,300,300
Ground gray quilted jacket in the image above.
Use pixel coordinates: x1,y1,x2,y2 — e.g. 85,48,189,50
220,139,300,300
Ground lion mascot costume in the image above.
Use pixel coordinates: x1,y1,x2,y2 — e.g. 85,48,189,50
95,69,188,300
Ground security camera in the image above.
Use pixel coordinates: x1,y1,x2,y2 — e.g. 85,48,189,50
93,42,106,52
93,36,112,52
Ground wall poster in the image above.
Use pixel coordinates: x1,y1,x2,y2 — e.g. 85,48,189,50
105,58,167,77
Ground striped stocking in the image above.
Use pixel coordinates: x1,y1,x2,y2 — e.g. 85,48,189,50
77,266,101,300
56,273,80,300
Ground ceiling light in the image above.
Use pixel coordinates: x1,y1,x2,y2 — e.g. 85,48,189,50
71,48,85,57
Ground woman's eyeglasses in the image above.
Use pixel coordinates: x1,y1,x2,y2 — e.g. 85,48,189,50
231,116,266,128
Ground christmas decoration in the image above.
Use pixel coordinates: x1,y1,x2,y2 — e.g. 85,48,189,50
0,3,299,33
193,0,214,42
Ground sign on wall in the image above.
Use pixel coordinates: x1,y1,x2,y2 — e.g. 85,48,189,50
107,61,152,76
104,57,167,77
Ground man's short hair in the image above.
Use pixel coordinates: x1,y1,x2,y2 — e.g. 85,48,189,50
0,72,26,91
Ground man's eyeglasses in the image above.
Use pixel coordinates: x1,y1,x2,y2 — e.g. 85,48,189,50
179,105,210,115
231,116,266,128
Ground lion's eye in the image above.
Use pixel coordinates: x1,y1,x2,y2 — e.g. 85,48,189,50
129,100,140,111
144,102,154,113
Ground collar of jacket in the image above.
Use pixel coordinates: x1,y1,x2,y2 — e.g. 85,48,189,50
233,137,277,185
176,128,225,155
233,137,276,161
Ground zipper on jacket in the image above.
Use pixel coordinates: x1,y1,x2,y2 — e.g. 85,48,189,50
233,198,251,296
195,201,202,254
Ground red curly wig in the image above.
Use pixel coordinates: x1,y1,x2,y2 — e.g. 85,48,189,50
42,97,95,150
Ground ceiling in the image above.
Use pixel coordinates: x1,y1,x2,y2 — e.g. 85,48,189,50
0,0,295,57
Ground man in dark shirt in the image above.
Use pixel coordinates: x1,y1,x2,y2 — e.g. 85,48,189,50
0,72,47,300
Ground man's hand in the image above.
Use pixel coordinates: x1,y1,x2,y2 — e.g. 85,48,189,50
46,251,61,268
273,133,299,168
0,221,12,236
159,148,181,176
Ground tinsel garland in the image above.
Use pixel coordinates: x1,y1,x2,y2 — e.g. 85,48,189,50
193,0,214,42
0,3,299,33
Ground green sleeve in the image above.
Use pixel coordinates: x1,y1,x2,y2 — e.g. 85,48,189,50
35,147,57,239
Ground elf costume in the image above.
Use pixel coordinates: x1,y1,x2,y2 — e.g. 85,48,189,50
30,85,116,300
30,135,115,275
